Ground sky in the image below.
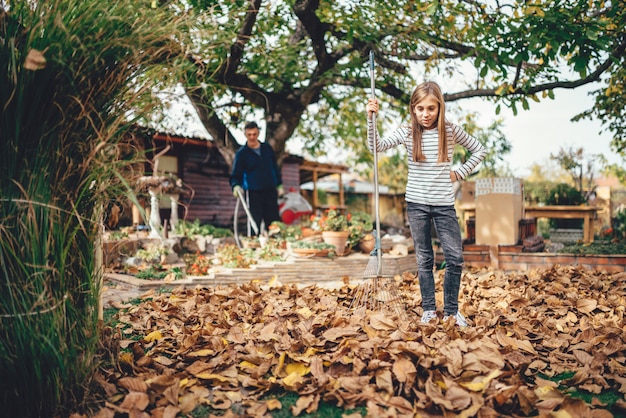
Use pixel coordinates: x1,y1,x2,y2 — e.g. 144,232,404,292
453,84,619,178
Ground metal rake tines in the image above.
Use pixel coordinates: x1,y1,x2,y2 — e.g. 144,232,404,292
350,276,409,321
362,252,381,278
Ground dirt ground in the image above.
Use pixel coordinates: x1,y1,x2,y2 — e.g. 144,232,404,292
101,279,151,307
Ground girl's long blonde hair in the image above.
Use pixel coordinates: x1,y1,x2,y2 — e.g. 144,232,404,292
409,81,449,163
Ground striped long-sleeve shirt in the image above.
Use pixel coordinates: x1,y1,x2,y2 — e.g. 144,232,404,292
368,119,486,206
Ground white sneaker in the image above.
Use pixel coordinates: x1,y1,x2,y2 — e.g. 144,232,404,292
420,310,437,324
444,312,469,327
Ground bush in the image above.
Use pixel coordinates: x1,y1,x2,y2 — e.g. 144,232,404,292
175,219,233,238
544,183,584,229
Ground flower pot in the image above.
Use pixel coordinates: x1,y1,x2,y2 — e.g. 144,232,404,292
322,230,349,256
359,233,375,254
292,248,330,257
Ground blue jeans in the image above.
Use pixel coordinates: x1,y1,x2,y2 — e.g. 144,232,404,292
407,203,464,315
248,187,280,234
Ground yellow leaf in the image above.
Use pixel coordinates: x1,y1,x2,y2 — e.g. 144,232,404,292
275,351,286,375
119,352,134,365
144,330,163,342
188,349,215,357
240,360,259,369
195,373,233,382
534,385,554,399
461,381,486,392
460,369,502,392
285,362,310,376
268,275,281,287
283,372,304,387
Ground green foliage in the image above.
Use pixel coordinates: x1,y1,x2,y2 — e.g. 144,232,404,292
539,371,622,410
0,0,187,415
375,151,409,193
455,113,512,178
545,183,585,229
162,0,625,173
346,211,373,248
291,241,336,251
134,266,184,280
268,221,303,241
135,243,170,262
545,183,585,206
175,219,233,238
215,244,257,268
523,161,573,205
308,209,372,248
575,49,626,153
314,209,349,232
559,241,626,255
613,209,626,240
524,181,558,206
184,253,213,275
256,241,284,262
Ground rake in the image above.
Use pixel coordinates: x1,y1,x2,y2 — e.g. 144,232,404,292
349,51,409,321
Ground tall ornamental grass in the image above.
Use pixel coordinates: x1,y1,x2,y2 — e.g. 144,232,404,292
0,1,188,415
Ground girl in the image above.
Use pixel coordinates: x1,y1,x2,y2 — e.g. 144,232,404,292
366,81,486,326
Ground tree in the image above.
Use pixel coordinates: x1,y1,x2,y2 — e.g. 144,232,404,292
154,0,625,170
523,160,571,205
550,146,599,198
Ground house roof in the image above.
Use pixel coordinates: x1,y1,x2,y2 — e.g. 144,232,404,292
300,173,392,195
151,132,349,183
298,160,350,184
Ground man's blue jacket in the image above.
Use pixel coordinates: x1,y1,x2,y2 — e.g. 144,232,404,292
229,142,282,191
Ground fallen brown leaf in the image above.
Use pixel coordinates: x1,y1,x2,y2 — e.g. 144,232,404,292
86,265,624,416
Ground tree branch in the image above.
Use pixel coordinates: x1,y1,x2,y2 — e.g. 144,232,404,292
447,37,626,101
293,0,333,73
221,0,262,82
184,85,239,165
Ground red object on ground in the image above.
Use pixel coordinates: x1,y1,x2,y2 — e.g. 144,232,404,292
278,191,312,225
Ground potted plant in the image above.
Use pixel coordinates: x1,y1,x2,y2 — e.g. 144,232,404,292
346,211,373,249
314,209,350,255
290,240,336,257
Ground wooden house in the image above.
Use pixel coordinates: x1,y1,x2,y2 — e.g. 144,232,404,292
130,132,350,230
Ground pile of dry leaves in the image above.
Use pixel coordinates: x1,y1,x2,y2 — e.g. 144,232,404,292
87,265,626,417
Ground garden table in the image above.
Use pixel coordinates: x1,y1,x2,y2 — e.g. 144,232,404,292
523,205,597,244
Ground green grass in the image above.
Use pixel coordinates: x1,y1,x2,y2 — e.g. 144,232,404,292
190,392,366,417
540,371,621,410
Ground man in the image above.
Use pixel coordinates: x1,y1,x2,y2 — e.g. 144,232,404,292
230,121,284,234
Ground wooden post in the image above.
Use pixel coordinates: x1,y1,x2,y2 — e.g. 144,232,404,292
338,173,344,209
312,170,319,213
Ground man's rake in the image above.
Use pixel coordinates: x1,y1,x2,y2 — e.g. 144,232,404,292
349,51,409,321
